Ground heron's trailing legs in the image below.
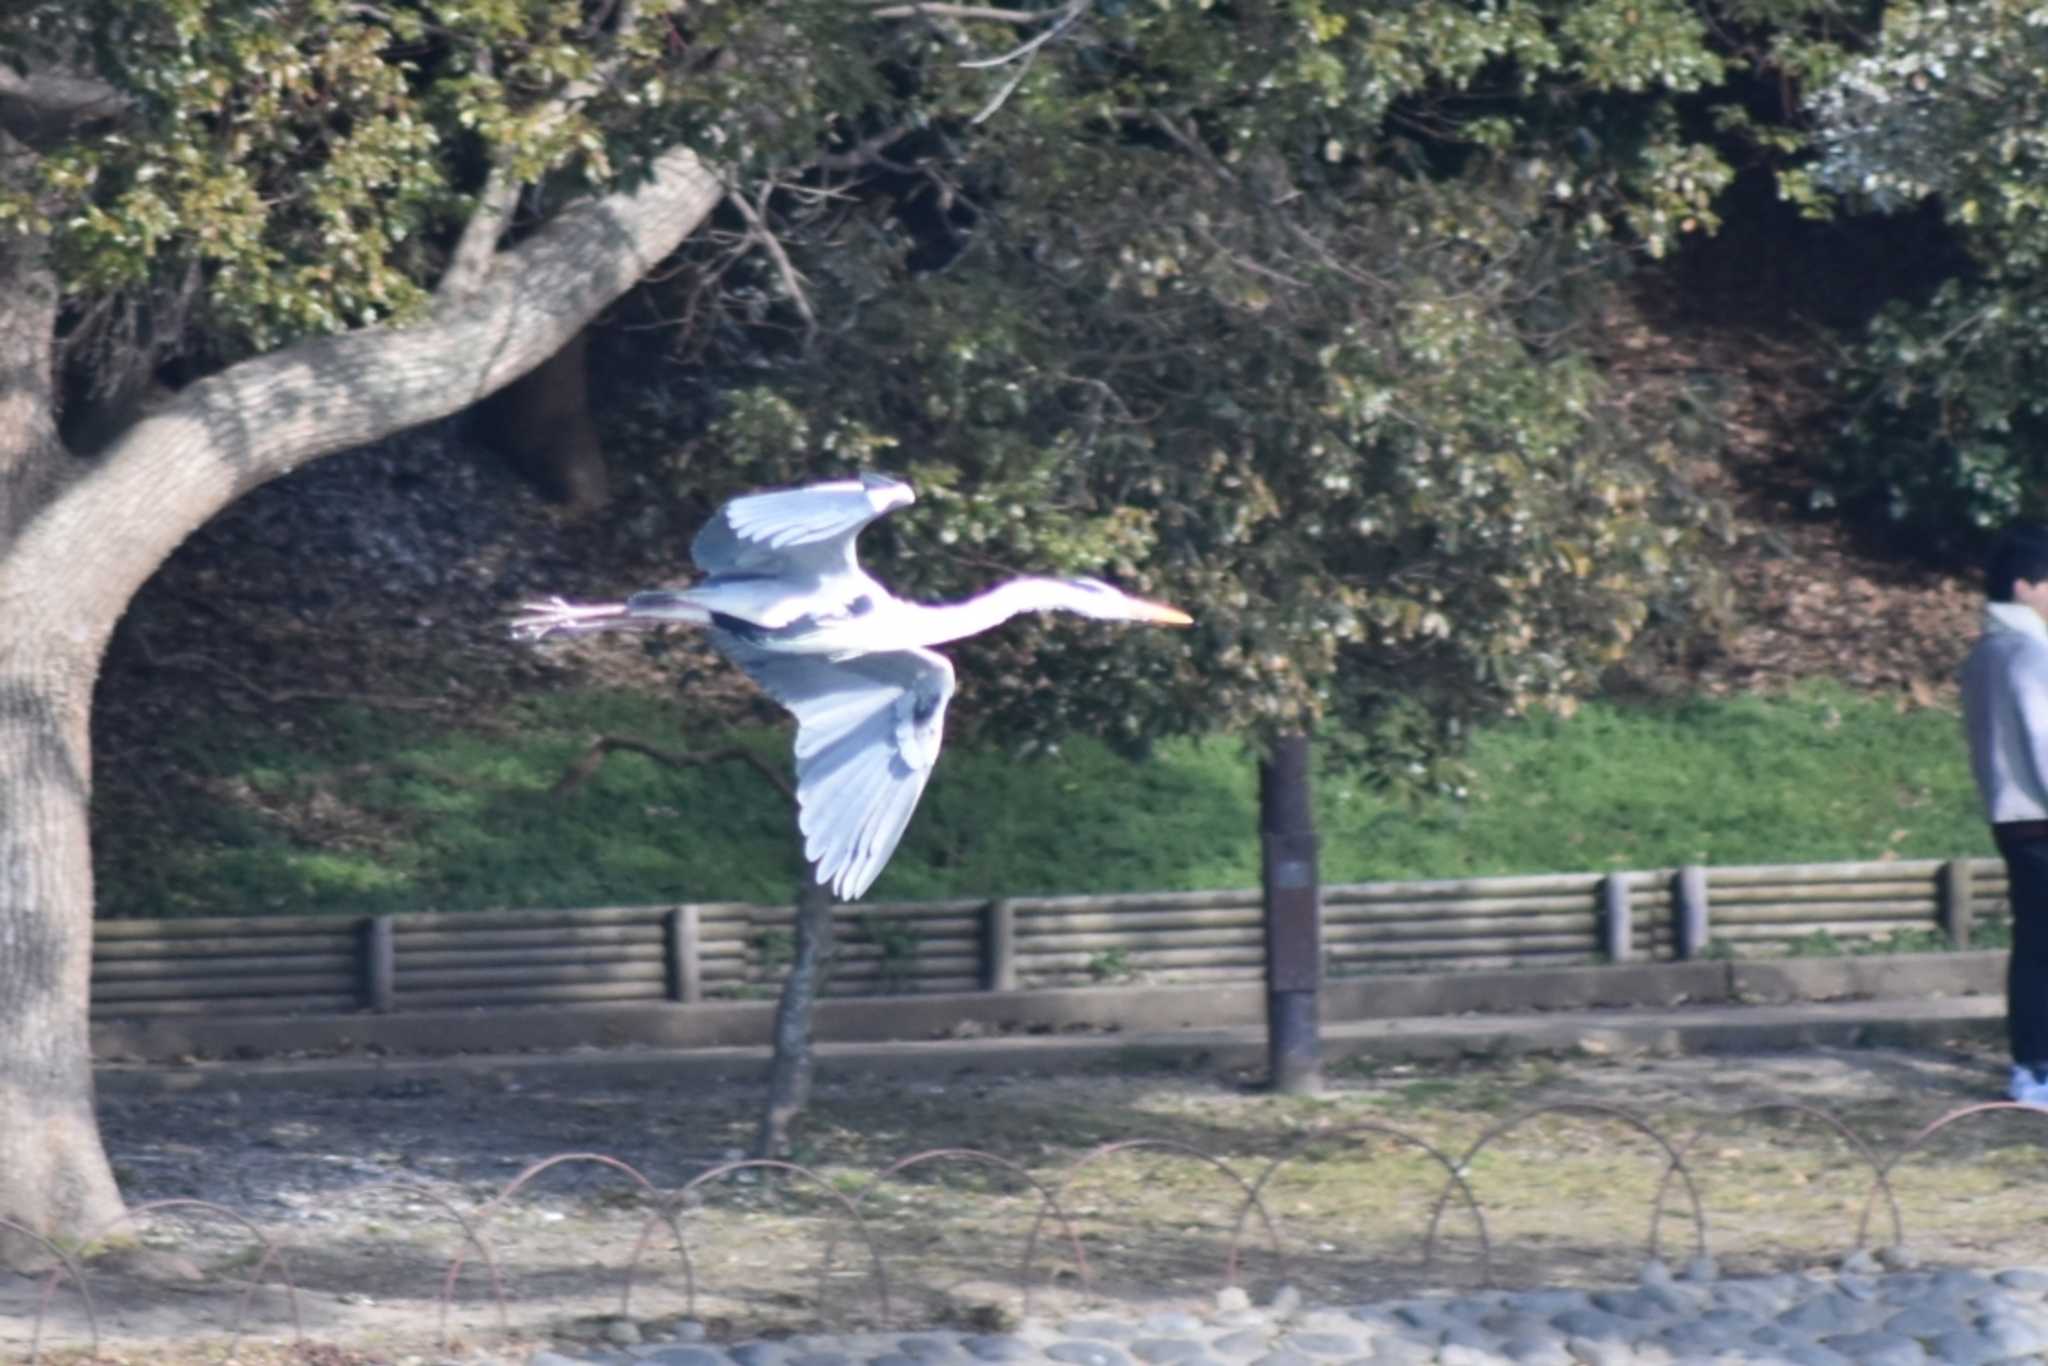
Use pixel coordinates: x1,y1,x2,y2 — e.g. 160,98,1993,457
510,592,709,641
509,597,635,641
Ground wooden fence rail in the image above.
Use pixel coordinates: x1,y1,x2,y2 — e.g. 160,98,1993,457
88,856,2012,1018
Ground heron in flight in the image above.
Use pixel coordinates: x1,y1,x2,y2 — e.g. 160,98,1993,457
513,474,1192,900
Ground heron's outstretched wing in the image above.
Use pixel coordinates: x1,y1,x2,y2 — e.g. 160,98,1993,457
691,473,914,580
710,635,955,901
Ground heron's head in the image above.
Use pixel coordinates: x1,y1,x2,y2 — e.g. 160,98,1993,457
1052,576,1194,626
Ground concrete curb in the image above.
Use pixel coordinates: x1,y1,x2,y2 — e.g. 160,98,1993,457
91,951,2009,1064
94,993,2007,1096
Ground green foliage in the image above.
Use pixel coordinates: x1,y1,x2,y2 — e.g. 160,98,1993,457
663,115,1743,769
0,0,888,385
752,927,794,976
585,0,1880,771
1780,925,1951,957
1784,927,1845,957
1802,0,2048,546
6,0,1869,791
1084,947,1134,983
856,913,924,993
93,683,1991,917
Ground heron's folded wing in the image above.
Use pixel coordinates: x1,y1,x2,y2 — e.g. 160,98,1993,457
709,637,955,900
691,474,914,579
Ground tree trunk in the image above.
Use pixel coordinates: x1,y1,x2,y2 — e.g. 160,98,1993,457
0,143,723,1262
0,212,121,1258
476,329,609,511
0,649,125,1261
756,871,837,1159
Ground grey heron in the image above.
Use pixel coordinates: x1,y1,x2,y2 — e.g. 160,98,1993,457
513,473,1193,900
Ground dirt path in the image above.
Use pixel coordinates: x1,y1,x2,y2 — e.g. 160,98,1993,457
15,1037,2048,1363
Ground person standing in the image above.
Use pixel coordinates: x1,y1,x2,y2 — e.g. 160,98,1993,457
1961,523,2048,1104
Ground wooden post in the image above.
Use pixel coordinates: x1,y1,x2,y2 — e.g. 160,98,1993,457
359,915,395,1012
981,899,1016,992
1673,865,1709,960
1261,734,1322,1094
665,906,702,1003
1939,859,1975,950
1600,873,1633,962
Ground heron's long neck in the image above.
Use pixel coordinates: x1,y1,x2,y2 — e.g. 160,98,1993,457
909,578,1067,647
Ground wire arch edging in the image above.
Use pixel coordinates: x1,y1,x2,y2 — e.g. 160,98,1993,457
75,1197,302,1364
676,1156,891,1329
1241,1120,1494,1288
1424,1102,1707,1274
3,1216,98,1366
323,1178,509,1347
834,1146,1087,1327
1028,1137,1287,1294
452,1151,692,1327
1856,1101,2048,1250
1654,1101,1903,1258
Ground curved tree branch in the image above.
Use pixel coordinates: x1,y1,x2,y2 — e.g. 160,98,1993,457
0,144,724,642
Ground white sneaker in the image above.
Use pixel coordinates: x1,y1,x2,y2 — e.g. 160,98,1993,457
2009,1064,2048,1106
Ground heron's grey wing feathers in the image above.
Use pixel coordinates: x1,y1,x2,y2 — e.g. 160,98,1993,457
690,475,914,579
666,575,837,630
708,635,954,900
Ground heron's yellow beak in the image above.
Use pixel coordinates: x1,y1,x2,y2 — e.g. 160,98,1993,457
1139,599,1194,626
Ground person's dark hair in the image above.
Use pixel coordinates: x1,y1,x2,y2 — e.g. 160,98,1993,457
1987,523,2048,600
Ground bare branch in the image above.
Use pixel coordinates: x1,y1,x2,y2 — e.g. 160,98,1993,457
862,2,1059,20
437,168,523,298
812,122,920,174
729,181,819,340
1147,112,1238,185
959,0,1088,68
968,45,1039,124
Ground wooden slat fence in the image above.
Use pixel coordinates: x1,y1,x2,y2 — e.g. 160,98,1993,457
88,856,2013,1017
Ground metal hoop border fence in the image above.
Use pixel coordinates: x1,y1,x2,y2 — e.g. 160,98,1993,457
16,1098,2048,1364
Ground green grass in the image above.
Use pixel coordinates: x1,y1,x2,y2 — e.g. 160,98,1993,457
95,681,1994,918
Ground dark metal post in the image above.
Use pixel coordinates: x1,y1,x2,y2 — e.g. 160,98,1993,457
981,899,1017,992
359,915,395,1013
1600,873,1633,962
1261,734,1322,1093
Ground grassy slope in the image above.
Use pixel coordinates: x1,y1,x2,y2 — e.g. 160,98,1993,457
99,681,1990,919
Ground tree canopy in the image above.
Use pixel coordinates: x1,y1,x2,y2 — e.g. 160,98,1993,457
1807,0,2048,545
7,0,1865,778
605,0,1784,774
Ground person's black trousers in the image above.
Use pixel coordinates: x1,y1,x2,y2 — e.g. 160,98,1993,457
1995,823,2048,1068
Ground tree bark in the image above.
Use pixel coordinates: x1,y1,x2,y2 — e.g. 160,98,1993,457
0,212,120,1261
0,143,723,1260
0,639,125,1263
476,329,610,511
0,188,65,542
756,871,837,1159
